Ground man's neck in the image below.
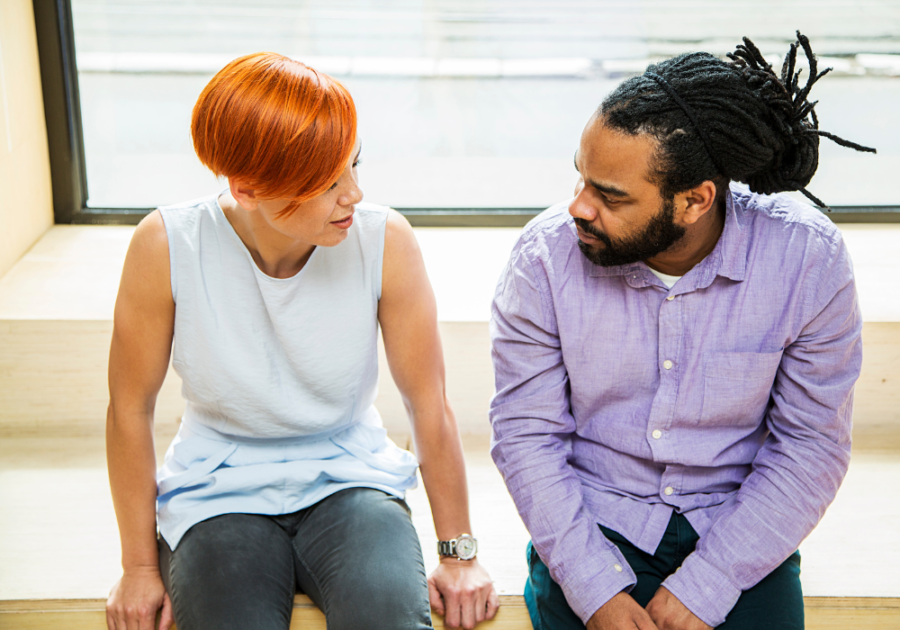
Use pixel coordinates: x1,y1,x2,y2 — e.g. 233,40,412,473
645,202,726,277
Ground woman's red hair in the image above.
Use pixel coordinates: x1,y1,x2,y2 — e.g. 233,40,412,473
192,52,357,211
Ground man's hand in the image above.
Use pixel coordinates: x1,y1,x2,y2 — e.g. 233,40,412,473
645,587,712,630
106,566,173,630
586,592,659,630
428,558,499,629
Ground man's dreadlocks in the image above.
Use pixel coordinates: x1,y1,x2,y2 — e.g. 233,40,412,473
600,31,876,208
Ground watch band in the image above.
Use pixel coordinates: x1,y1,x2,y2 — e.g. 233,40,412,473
437,540,457,556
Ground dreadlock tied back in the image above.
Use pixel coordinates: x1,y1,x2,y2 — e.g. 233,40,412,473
600,31,876,209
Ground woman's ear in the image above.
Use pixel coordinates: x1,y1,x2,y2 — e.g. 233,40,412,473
229,178,261,212
677,180,718,226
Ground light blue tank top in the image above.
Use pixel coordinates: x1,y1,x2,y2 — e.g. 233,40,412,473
156,194,418,548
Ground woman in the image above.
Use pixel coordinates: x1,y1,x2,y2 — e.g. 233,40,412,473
105,52,497,630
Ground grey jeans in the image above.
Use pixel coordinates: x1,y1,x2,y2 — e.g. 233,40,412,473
159,488,433,630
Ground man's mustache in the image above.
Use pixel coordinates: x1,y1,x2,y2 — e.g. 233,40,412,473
574,218,612,246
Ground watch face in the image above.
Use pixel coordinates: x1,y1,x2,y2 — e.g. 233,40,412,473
456,535,477,560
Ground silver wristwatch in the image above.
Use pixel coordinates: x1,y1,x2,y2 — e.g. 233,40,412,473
437,533,478,561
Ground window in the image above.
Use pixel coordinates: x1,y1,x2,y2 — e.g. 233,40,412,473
37,0,900,224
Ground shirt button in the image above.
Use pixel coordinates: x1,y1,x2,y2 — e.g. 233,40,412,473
664,487,674,496
614,564,623,572
652,430,662,439
663,360,673,370
666,295,675,301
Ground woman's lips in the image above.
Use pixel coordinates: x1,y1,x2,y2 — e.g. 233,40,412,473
331,214,354,229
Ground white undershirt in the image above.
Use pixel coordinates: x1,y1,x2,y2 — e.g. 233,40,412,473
647,266,682,289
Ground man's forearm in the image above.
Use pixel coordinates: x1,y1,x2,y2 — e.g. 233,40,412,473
492,430,637,623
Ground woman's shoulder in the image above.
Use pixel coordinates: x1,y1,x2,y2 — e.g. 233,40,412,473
157,193,220,230
352,201,392,233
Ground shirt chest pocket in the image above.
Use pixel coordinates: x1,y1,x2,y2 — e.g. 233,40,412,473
698,350,783,427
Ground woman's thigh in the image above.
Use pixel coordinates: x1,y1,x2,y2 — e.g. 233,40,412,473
159,513,296,630
290,487,432,630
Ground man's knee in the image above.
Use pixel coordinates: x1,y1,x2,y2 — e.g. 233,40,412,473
721,552,803,630
525,541,584,630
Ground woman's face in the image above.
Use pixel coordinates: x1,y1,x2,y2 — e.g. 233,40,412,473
253,140,364,248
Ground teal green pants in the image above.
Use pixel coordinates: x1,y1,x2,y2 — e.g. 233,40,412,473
525,513,803,629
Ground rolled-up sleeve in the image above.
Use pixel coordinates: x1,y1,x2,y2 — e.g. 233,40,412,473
489,241,635,623
662,235,862,626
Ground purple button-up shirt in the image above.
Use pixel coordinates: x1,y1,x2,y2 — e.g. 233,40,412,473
489,184,862,626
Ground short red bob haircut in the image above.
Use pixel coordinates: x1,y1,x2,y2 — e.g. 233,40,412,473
192,52,357,210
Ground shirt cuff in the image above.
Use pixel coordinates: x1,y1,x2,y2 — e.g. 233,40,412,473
557,542,638,624
661,553,742,627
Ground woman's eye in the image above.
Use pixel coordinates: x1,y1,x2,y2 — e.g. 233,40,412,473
328,181,338,191
353,158,362,168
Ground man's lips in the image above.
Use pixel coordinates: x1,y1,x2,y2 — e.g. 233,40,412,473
576,224,600,243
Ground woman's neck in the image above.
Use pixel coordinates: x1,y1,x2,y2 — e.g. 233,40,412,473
219,192,316,279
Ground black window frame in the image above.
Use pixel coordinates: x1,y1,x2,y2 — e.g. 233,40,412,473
34,0,900,227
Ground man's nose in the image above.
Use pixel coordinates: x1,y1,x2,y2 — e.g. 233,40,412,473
568,190,597,223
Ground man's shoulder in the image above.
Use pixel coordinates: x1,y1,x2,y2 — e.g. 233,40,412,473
515,200,579,261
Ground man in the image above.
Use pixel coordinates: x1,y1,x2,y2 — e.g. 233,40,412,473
489,34,874,630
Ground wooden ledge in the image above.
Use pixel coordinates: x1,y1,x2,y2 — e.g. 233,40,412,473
0,595,531,629
3,596,899,630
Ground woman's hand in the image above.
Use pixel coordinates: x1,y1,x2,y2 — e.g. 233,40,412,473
379,211,500,626
428,558,499,629
106,566,173,630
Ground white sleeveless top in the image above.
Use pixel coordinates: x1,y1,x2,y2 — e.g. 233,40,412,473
155,194,419,548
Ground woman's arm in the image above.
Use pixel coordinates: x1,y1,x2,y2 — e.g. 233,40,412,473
105,210,176,630
378,210,498,630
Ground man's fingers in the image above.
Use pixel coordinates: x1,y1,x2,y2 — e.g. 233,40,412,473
636,607,661,630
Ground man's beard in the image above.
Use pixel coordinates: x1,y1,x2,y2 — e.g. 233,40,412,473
575,197,686,267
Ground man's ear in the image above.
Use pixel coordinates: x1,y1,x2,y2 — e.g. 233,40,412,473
229,178,260,212
677,180,718,226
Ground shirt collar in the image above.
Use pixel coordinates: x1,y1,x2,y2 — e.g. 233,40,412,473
587,185,748,285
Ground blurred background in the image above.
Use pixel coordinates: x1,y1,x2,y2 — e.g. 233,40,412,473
70,0,900,211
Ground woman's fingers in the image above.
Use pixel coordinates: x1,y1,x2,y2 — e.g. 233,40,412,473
485,585,500,620
459,584,476,629
429,561,500,628
158,592,175,630
428,576,446,616
474,586,488,624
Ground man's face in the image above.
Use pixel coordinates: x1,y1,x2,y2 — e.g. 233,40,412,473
570,117,686,267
